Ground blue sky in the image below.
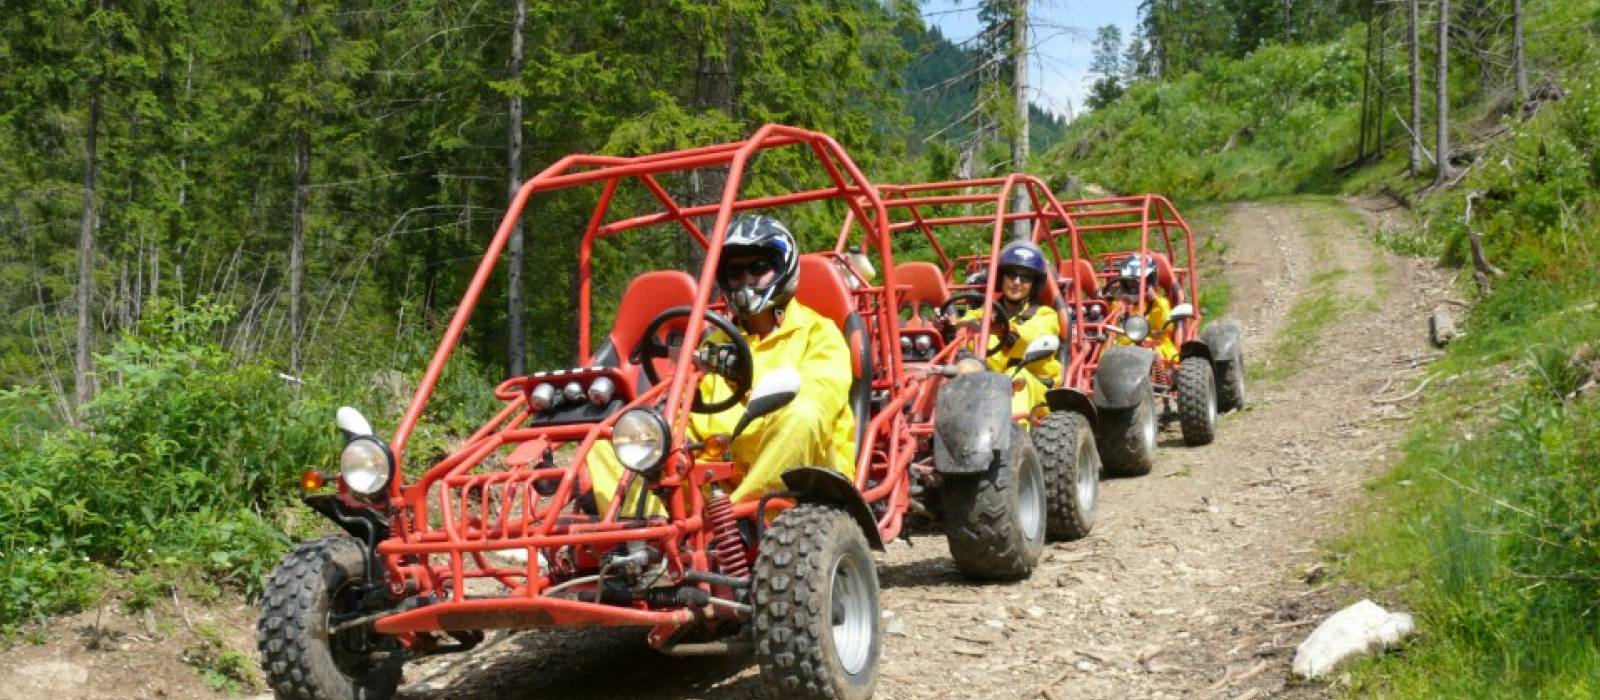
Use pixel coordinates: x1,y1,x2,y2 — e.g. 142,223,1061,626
920,0,1141,121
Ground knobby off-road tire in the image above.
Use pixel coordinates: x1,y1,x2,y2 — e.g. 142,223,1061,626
751,504,881,700
257,535,403,700
1216,349,1247,412
1097,388,1158,477
1178,357,1219,446
940,424,1046,580
1032,411,1101,541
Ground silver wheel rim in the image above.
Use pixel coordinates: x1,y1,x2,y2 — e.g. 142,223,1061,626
1076,440,1099,516
1207,380,1218,427
1018,452,1044,542
1141,399,1157,454
830,551,874,675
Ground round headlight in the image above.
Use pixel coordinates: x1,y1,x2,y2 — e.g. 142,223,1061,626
914,335,933,354
1124,315,1151,343
900,336,912,353
562,381,584,404
528,383,555,413
612,409,669,474
340,436,393,497
587,376,615,406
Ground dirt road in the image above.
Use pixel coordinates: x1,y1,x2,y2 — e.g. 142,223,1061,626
0,198,1444,700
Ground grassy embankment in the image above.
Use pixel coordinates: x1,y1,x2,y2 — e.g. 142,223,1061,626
1046,2,1600,694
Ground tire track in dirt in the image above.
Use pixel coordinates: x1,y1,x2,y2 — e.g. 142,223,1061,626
384,198,1443,700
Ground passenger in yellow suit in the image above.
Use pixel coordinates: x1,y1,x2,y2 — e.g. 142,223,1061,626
1108,255,1179,363
947,241,1062,418
588,215,855,514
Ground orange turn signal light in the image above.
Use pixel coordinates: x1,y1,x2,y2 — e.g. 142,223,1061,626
301,470,327,491
702,434,731,460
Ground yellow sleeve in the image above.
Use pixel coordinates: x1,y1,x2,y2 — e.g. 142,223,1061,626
791,313,852,420
1014,307,1062,385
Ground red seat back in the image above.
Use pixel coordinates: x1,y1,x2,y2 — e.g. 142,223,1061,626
796,254,854,332
1059,258,1100,299
894,262,948,328
1147,253,1181,302
597,270,698,385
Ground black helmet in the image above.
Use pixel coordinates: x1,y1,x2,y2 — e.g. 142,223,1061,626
997,240,1050,300
717,215,800,317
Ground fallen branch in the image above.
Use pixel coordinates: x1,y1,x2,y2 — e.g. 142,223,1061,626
1373,375,1436,404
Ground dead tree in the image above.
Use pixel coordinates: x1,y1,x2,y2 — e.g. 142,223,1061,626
506,0,527,378
1408,0,1423,177
1434,0,1453,186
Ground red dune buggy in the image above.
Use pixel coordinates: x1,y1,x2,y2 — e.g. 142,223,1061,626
835,175,1101,545
1040,195,1246,476
256,126,1042,700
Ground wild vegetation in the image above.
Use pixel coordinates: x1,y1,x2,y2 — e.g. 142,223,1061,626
1047,0,1600,695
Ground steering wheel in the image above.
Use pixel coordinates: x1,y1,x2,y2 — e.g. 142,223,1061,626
938,292,1010,358
635,306,753,414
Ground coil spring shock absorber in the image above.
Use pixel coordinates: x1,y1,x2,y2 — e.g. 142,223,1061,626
705,488,749,579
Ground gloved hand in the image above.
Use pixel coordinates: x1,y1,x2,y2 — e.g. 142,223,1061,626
989,301,1019,350
694,342,741,378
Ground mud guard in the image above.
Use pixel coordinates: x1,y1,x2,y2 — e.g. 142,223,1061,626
1201,319,1244,362
780,467,885,551
1179,339,1212,361
1044,387,1098,426
932,371,1015,475
1091,345,1155,411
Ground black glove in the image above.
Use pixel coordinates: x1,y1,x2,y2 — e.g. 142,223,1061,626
694,342,741,377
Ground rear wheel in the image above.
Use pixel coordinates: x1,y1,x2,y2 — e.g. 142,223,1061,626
1032,411,1100,541
257,536,403,700
940,424,1046,580
1216,349,1247,412
1098,389,1157,477
1178,357,1219,446
752,504,880,700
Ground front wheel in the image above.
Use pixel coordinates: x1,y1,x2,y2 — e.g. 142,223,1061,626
257,535,403,700
940,424,1046,580
1032,411,1100,541
752,504,881,700
1098,388,1158,477
1178,357,1219,446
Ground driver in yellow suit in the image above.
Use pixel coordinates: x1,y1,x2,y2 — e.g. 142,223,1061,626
1109,255,1179,363
947,241,1063,418
587,216,855,514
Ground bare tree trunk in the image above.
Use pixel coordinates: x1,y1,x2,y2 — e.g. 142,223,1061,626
75,87,101,412
1375,4,1388,153
506,0,527,378
289,17,310,373
1283,0,1293,43
1434,0,1452,186
1511,0,1527,103
1010,0,1030,240
1408,0,1422,177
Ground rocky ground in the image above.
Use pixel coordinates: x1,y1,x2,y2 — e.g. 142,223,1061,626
0,197,1448,700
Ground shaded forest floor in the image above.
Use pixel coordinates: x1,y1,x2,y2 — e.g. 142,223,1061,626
0,197,1446,700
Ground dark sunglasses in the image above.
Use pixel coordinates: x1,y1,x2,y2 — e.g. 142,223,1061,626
721,258,776,280
1001,269,1035,282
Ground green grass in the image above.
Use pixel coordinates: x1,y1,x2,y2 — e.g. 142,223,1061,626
1331,275,1600,698
1253,284,1347,381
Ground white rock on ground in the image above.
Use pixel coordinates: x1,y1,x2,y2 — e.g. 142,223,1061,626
1292,599,1415,679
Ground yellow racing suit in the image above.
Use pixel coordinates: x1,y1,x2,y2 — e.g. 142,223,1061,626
961,302,1063,418
1114,293,1179,363
588,299,856,513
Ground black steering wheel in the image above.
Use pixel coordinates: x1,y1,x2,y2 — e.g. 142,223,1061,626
635,306,753,414
938,291,1010,358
